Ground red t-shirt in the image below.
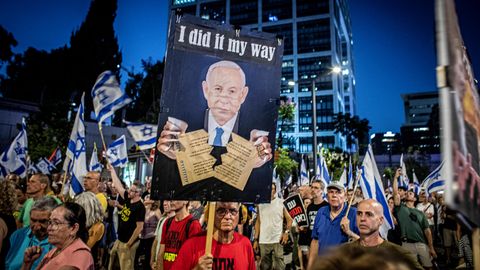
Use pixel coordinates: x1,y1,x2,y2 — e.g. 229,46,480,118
160,214,202,270
172,232,256,270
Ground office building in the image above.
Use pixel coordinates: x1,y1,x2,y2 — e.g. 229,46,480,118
400,91,440,154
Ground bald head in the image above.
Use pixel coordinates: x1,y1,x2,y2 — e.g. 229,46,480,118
358,199,384,216
356,199,384,237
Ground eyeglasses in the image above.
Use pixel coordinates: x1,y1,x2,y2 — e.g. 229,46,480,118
215,208,239,217
47,220,70,229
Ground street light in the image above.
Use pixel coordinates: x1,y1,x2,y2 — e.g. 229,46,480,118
312,66,341,172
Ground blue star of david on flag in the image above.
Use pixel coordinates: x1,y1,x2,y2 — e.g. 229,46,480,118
0,118,28,178
65,93,87,195
91,71,132,124
124,120,158,150
106,135,128,167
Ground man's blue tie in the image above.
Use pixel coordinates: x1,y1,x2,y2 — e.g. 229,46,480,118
213,127,224,146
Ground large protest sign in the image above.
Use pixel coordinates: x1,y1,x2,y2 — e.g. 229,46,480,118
152,13,283,203
436,0,480,224
283,194,308,227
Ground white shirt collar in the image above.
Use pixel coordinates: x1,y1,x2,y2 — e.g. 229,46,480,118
208,111,238,146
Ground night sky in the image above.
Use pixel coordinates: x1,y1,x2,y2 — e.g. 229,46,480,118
0,0,478,133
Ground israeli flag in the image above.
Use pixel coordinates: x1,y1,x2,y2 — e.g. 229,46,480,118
421,162,445,196
338,165,347,187
272,167,283,199
36,157,56,175
28,163,39,174
124,121,158,150
359,145,394,238
299,156,309,186
48,147,62,166
399,154,409,189
315,152,331,186
106,135,128,167
66,93,87,195
0,118,28,178
89,143,102,172
91,71,132,124
411,170,421,195
347,157,353,190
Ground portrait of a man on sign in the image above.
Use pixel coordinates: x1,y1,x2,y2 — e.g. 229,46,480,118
151,13,283,203
157,60,271,168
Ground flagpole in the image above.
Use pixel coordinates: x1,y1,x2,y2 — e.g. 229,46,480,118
345,168,361,217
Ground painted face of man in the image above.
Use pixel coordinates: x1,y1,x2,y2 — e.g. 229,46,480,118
202,66,248,126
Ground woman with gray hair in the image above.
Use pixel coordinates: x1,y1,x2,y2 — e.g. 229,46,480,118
74,192,105,250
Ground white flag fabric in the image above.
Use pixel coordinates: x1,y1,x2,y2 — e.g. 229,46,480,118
359,145,394,238
66,93,87,195
421,162,445,196
299,156,309,186
91,71,132,124
89,143,102,172
125,121,158,150
285,174,292,186
36,157,56,175
338,166,347,187
399,154,409,189
411,170,421,195
0,118,28,178
315,151,331,188
106,135,128,167
272,167,283,199
347,157,353,190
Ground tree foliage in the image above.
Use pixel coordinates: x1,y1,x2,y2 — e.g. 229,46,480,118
124,59,164,123
0,0,122,120
26,101,72,161
333,112,371,154
274,148,298,183
0,25,17,67
0,0,122,158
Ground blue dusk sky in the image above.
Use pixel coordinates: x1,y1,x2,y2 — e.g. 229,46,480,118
0,0,478,133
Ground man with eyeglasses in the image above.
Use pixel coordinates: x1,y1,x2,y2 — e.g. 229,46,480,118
5,197,59,270
107,164,146,270
393,168,437,270
173,202,255,270
83,171,108,213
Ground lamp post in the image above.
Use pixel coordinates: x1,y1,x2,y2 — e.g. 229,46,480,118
312,66,341,173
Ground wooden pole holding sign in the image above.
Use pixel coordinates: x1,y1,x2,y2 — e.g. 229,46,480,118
473,228,480,270
345,169,361,217
205,202,216,255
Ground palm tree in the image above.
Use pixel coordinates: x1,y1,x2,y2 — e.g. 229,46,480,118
333,112,371,154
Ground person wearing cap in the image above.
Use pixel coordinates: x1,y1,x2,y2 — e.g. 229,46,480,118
307,180,359,270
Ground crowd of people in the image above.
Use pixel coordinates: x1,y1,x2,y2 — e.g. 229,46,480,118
0,166,475,269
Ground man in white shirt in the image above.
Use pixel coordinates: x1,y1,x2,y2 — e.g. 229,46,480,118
416,190,435,237
253,183,293,269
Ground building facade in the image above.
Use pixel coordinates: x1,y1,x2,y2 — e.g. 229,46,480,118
400,91,440,154
169,0,357,154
